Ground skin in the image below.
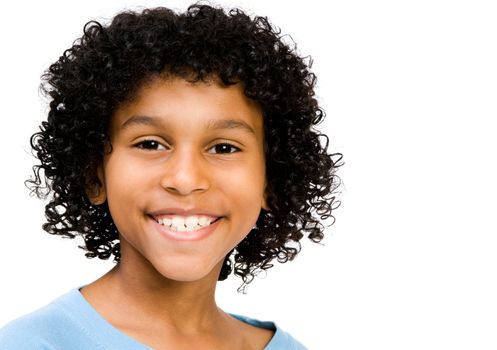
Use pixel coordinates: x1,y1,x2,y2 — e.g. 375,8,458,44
81,76,273,350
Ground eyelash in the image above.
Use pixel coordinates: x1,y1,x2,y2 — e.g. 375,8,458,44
134,140,241,154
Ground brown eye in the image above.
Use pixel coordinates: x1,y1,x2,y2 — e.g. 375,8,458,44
135,140,166,150
208,143,240,154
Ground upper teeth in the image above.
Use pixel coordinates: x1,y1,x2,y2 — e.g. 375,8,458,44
156,215,215,231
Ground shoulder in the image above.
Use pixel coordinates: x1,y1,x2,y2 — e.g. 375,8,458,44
229,313,308,350
0,289,95,350
0,297,69,349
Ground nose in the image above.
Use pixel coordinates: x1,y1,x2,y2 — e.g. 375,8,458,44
159,146,210,195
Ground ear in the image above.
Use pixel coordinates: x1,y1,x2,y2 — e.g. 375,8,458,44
87,165,107,205
261,181,270,211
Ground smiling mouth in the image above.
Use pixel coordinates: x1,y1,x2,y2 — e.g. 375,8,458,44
149,215,222,233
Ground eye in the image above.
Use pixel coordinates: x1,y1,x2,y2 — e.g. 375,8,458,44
208,143,241,154
134,140,166,150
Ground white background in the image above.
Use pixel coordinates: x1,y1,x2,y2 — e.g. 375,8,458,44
1,1,496,349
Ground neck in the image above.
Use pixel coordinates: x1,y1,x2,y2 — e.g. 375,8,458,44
81,253,227,335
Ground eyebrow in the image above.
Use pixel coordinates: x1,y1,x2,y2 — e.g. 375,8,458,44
206,118,256,135
120,115,256,135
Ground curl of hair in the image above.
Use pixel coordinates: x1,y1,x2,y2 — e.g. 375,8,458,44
27,3,343,292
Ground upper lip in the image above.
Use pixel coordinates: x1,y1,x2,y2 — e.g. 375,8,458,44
148,208,223,218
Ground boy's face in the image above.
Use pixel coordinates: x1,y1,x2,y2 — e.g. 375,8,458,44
96,76,268,283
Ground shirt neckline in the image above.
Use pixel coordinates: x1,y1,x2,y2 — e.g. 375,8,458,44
62,286,283,349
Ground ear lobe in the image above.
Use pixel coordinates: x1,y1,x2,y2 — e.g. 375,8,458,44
87,165,107,205
262,200,269,211
262,183,270,211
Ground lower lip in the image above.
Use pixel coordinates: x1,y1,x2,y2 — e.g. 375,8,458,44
150,216,222,241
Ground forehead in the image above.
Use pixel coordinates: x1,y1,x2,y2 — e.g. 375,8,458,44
111,76,264,134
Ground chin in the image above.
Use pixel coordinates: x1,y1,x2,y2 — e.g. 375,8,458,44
153,258,220,283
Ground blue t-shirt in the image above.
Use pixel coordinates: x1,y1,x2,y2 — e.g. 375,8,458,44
0,287,307,349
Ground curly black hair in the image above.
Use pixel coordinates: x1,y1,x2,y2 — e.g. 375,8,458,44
28,3,343,292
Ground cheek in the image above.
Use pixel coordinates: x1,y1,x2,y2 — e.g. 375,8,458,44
103,154,153,222
105,152,154,193
222,165,266,218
